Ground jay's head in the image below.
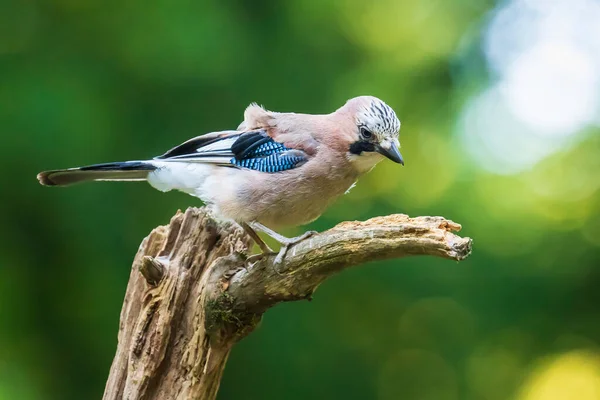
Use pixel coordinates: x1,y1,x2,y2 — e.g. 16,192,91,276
341,96,403,172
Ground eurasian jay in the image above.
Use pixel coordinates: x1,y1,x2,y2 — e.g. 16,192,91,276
38,96,403,264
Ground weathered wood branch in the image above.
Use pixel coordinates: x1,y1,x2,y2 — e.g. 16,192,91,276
103,207,472,400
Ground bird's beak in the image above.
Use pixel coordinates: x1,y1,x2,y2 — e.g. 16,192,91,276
376,142,404,165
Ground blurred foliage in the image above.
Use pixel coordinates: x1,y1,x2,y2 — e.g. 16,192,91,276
1,0,599,399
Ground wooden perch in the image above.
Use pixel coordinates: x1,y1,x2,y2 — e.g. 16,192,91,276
103,207,472,400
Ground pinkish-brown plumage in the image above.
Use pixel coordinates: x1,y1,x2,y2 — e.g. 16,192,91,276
37,96,403,262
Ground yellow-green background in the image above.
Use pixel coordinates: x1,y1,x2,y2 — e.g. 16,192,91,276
1,1,599,399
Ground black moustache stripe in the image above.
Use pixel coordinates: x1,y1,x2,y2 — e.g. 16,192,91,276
349,141,376,155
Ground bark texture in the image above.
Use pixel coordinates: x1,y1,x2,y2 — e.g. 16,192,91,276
103,207,472,400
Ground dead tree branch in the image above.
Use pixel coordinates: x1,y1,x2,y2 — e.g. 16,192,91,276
103,207,472,400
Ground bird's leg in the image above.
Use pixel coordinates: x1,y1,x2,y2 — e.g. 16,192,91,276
240,222,275,266
250,222,318,266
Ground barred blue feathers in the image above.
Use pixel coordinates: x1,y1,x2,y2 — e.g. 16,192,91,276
230,140,306,173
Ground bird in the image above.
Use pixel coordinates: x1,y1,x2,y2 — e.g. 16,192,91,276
38,95,403,265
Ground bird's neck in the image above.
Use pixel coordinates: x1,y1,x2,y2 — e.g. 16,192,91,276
347,152,384,174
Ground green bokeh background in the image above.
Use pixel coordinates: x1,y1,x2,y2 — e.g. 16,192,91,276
1,1,600,399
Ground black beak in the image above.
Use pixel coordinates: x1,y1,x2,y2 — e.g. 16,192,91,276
376,142,404,165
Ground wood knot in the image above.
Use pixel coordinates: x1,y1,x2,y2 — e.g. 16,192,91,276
139,256,165,286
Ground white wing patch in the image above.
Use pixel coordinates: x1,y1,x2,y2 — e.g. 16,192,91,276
195,137,238,154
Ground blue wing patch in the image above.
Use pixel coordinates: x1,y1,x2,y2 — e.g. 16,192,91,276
230,133,306,173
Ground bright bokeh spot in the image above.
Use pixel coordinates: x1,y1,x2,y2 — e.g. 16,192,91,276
517,351,600,400
459,86,562,174
502,41,598,136
458,0,600,174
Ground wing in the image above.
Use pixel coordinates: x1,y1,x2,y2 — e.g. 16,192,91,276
155,130,240,164
156,129,308,173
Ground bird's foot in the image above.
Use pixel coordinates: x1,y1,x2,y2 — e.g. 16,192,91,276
273,230,318,268
240,222,275,268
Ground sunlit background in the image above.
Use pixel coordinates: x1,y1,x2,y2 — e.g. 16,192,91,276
1,0,599,399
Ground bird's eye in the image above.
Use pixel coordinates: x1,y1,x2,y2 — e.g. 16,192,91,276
360,127,373,139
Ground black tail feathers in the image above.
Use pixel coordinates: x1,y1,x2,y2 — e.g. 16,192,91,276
37,161,156,187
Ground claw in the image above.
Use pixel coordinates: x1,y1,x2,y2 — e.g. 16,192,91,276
274,245,289,267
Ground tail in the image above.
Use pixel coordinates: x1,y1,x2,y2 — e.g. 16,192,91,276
37,161,157,187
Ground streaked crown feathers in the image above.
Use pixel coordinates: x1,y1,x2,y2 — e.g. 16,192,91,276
354,97,401,138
